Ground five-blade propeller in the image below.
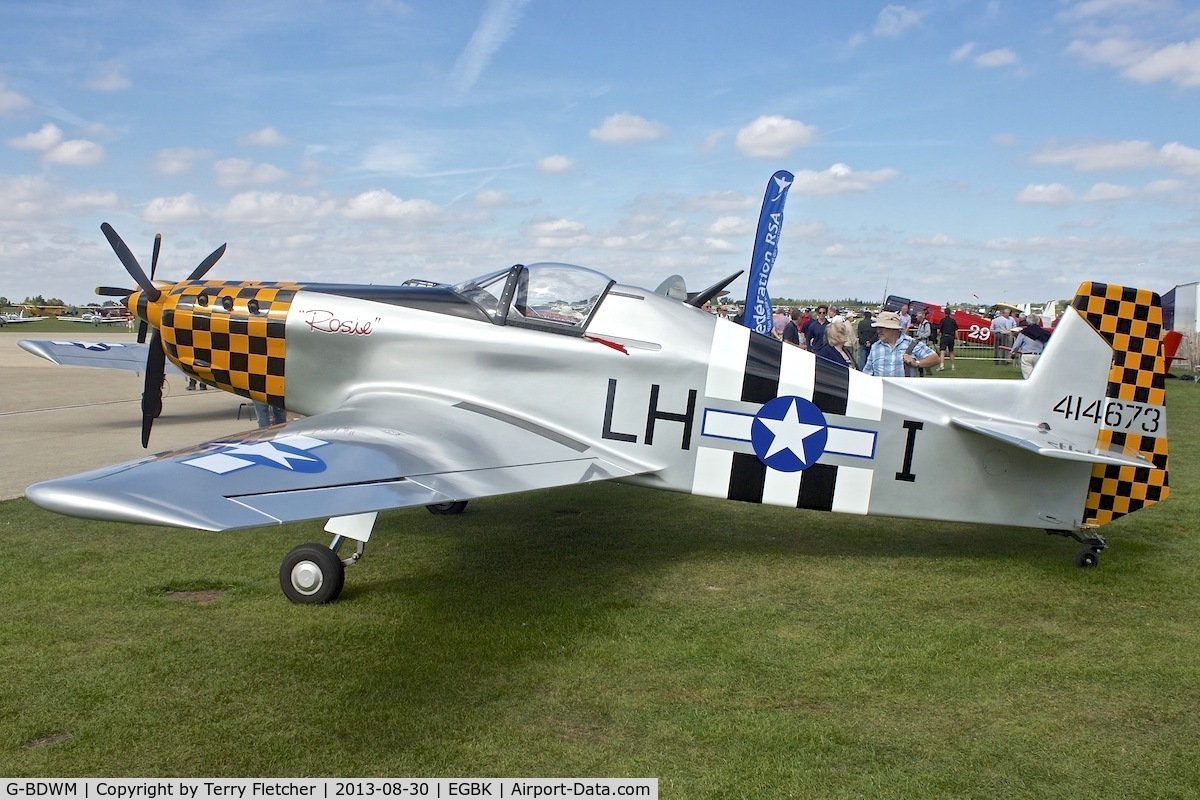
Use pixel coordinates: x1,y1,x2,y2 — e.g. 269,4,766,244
96,223,227,448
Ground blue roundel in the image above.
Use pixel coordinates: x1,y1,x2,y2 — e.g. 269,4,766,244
750,396,829,473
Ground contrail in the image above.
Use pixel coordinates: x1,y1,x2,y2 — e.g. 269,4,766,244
449,0,532,94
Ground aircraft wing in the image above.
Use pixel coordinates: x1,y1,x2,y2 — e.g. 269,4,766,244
18,339,185,374
25,391,654,532
951,416,1151,468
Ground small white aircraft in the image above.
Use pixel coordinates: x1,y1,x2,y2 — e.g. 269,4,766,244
0,309,47,325
21,224,1170,603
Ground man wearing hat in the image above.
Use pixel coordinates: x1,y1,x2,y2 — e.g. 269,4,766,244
863,310,941,377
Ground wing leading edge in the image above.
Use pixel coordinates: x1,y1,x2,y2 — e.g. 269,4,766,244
25,392,654,531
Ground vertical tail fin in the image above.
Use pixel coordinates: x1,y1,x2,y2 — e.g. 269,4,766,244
1071,282,1170,526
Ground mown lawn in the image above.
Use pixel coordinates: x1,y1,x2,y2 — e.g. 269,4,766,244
1,372,1197,798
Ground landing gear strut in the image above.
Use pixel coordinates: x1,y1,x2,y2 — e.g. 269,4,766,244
1047,527,1107,569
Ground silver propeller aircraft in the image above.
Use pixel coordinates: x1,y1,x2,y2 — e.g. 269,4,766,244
21,225,1170,603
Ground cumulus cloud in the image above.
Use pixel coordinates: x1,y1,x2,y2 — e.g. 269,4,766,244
1015,183,1076,204
707,216,753,237
589,113,669,144
143,193,207,224
974,48,1019,68
1068,36,1200,87
153,147,210,176
874,5,925,37
537,155,575,175
790,163,899,196
735,115,819,159
1031,139,1200,175
0,80,32,114
526,216,591,247
8,123,104,166
86,62,131,91
239,127,290,147
473,189,533,208
222,191,334,224
1082,182,1137,201
214,158,288,188
0,174,117,220
342,189,446,224
9,123,63,151
951,42,1019,68
449,0,532,93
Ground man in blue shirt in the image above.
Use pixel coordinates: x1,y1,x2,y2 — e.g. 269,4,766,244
863,311,940,377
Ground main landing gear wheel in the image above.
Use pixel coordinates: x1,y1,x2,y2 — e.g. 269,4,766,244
1075,548,1100,569
280,543,345,604
426,501,468,515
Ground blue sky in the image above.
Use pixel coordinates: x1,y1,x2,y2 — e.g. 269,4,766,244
1,0,1198,307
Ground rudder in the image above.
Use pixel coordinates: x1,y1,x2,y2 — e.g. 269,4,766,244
1071,282,1170,526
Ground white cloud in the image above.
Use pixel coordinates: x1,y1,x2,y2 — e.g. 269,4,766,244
0,174,117,220
44,139,105,166
86,62,131,92
735,115,819,159
239,127,290,147
9,123,63,150
8,123,104,166
342,189,445,224
678,191,755,213
473,189,532,208
144,193,207,224
153,147,210,176
790,163,899,196
1015,183,1076,204
1031,139,1159,171
1031,139,1200,175
873,5,925,38
214,158,288,188
974,48,1019,68
951,42,976,62
707,216,752,237
526,216,591,247
0,80,32,114
1082,182,1137,201
222,191,333,224
1068,36,1200,87
537,155,575,175
589,113,668,144
449,0,532,93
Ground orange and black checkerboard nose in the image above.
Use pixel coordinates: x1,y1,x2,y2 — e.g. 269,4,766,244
1072,282,1169,526
158,281,301,408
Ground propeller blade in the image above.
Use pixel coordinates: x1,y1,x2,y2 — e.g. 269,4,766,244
101,223,161,302
150,233,162,280
140,330,167,448
96,286,134,297
137,320,149,345
187,243,227,281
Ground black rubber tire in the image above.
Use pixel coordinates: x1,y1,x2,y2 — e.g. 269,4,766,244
426,501,468,515
280,543,345,603
1074,548,1099,569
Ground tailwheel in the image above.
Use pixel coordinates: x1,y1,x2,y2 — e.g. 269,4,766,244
1047,526,1107,569
427,500,468,515
280,543,345,604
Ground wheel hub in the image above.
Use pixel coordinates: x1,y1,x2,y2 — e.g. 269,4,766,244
290,560,324,595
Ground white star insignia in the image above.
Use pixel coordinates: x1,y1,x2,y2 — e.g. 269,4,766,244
759,399,825,466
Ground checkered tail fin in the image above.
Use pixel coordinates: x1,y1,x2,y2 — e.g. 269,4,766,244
1070,282,1170,526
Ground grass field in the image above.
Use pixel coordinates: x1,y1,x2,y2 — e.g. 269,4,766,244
1,365,1197,798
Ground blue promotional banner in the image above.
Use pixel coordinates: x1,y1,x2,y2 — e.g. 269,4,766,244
742,170,794,335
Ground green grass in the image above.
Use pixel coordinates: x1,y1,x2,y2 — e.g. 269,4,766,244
2,379,1199,797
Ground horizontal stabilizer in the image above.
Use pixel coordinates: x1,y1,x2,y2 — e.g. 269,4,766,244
951,416,1150,469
